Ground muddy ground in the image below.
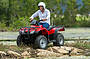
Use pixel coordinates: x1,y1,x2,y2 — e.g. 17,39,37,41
0,41,90,59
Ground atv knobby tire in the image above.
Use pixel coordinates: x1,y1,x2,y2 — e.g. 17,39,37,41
53,33,64,46
34,35,47,49
17,35,23,47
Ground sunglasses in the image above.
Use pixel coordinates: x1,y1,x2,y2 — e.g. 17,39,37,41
38,6,43,7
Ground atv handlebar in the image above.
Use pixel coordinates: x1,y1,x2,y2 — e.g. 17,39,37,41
30,19,43,22
30,20,43,26
38,20,43,22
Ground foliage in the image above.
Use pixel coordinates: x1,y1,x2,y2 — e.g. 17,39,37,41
0,21,7,31
9,16,30,31
0,0,90,31
65,40,90,49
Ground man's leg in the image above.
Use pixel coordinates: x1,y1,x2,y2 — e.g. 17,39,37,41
43,23,49,30
38,23,43,25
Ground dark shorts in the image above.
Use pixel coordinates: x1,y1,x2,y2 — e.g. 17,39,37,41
38,23,49,30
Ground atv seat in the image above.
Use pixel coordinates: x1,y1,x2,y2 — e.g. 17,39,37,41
48,26,55,31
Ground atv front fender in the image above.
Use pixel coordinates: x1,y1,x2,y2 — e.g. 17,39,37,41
35,28,48,35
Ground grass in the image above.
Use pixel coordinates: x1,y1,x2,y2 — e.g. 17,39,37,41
65,40,90,49
0,44,23,52
0,44,9,51
74,41,90,49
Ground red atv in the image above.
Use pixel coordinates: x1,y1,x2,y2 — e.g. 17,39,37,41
17,20,65,49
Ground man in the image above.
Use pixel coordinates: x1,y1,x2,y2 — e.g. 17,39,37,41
30,2,50,29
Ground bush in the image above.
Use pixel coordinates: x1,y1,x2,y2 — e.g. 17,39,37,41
0,21,7,31
9,16,30,31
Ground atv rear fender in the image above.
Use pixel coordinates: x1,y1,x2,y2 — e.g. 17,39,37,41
55,26,65,32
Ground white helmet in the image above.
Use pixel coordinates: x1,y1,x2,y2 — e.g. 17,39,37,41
38,2,46,9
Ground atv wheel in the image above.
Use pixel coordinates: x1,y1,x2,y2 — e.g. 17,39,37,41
17,35,23,47
35,35,47,49
53,33,64,46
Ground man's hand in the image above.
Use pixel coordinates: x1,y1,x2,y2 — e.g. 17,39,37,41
30,18,33,22
42,19,47,21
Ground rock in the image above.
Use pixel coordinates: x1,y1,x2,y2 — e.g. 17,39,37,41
7,50,21,57
77,48,84,53
0,51,7,55
71,48,84,53
61,46,74,51
55,48,69,54
47,46,61,52
25,48,33,51
48,46,69,54
51,46,60,49
60,55,69,58
85,49,89,51
47,46,84,56
85,52,90,56
70,53,83,56
21,51,31,57
47,47,53,52
36,49,62,57
70,48,84,56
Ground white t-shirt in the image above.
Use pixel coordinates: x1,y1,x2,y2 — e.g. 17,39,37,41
30,9,50,25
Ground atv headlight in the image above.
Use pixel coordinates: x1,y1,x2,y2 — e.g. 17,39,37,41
22,30,24,33
30,31,35,34
19,30,24,34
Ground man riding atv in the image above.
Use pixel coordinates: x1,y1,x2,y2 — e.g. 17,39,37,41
30,2,50,29
17,2,65,49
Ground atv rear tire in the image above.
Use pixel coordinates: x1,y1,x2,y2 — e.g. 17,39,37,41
53,33,64,46
35,35,47,49
17,35,23,47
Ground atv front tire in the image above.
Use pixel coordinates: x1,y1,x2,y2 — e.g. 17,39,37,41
17,35,23,47
35,35,47,49
53,33,64,46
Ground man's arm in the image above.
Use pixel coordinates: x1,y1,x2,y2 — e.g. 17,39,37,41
30,11,39,21
42,10,50,21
